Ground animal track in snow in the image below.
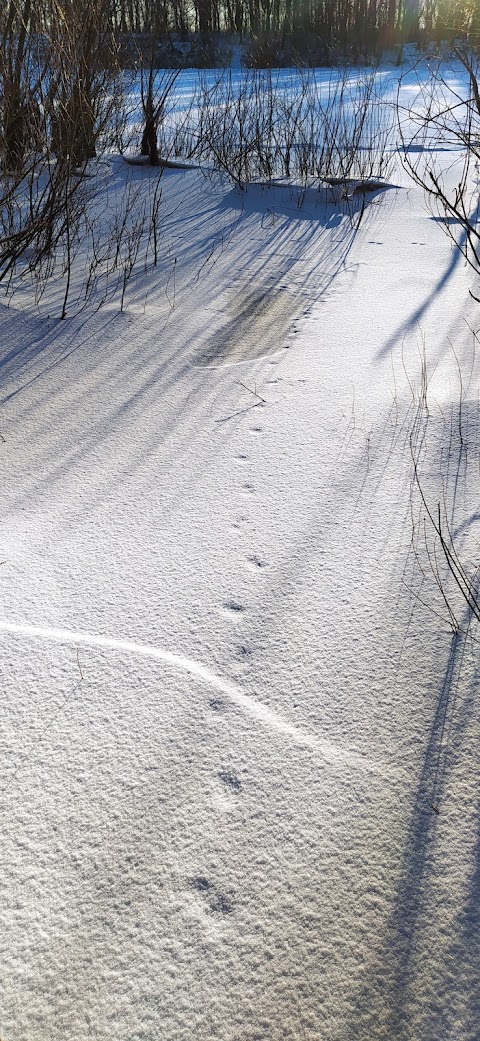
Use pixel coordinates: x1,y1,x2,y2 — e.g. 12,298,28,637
191,876,211,893
237,644,252,658
223,601,245,615
210,894,233,915
218,770,242,792
247,554,267,570
209,696,226,711
231,514,248,530
190,875,234,916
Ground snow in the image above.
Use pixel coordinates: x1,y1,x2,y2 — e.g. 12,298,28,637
1,63,479,1041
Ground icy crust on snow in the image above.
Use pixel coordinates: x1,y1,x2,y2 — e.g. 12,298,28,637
1,65,480,1041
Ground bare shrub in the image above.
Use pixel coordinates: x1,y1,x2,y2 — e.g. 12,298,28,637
408,336,480,635
400,50,480,629
399,49,480,290
47,1,124,167
172,65,393,190
0,1,48,173
0,0,131,315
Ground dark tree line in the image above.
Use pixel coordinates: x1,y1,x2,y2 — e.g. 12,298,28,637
1,0,479,179
106,0,480,47
1,0,480,317
2,0,480,71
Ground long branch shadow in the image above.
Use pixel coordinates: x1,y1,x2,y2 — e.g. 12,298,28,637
341,611,478,1040
375,222,467,361
0,172,378,524
457,809,480,1037
339,375,480,1039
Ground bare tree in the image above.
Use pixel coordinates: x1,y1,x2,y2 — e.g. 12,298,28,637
0,0,46,171
400,47,480,291
132,2,182,165
47,0,123,167
401,46,480,629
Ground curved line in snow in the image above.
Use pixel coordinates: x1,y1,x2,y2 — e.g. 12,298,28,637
0,618,392,778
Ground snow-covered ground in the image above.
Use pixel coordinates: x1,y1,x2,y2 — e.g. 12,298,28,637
1,63,479,1041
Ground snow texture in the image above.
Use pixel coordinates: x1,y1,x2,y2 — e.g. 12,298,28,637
0,62,479,1041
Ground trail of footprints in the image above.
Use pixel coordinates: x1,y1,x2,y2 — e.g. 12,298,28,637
191,426,272,917
190,769,242,917
190,434,268,918
190,874,234,916
221,433,268,622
